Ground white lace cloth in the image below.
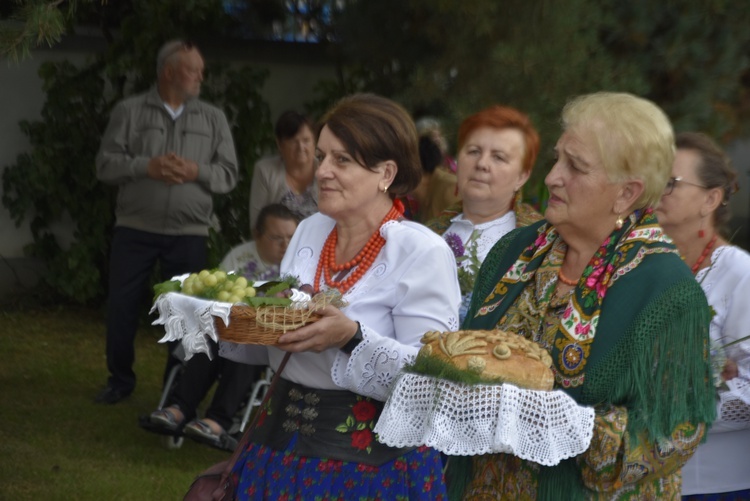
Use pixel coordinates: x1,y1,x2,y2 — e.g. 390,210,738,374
150,292,232,361
374,373,595,466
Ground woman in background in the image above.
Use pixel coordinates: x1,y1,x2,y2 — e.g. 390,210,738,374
656,131,750,500
427,105,541,321
249,111,318,229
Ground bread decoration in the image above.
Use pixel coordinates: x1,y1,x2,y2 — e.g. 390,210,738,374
417,329,554,391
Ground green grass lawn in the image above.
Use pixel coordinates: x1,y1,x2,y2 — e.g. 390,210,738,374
0,306,229,500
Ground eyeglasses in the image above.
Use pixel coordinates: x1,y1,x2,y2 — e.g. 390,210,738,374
664,176,707,195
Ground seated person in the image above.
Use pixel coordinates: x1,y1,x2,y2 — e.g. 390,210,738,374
220,203,300,281
147,203,299,449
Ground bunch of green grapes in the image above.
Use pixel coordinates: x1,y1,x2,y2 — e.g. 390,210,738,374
154,271,295,307
181,270,256,304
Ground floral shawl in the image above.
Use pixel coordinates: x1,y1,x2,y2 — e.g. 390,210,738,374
450,209,717,500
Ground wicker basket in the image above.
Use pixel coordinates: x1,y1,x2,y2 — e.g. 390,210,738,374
215,304,323,345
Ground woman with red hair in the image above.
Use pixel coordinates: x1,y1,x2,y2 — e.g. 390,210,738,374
428,105,542,321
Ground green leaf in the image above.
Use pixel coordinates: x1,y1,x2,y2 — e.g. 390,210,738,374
153,280,182,300
243,296,293,308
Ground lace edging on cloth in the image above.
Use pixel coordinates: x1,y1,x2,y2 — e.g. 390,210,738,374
374,373,595,466
150,292,232,361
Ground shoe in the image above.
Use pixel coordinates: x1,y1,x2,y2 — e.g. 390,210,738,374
184,419,237,451
94,385,131,404
148,407,184,433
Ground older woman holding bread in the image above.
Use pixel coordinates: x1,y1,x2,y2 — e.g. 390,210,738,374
656,132,750,500
221,94,460,499
449,93,716,499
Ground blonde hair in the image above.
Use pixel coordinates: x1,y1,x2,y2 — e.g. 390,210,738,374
562,92,674,209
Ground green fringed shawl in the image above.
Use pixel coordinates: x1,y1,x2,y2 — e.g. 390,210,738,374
451,220,716,500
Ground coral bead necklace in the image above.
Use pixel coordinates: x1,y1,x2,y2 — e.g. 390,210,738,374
690,233,717,275
557,269,578,287
315,202,403,294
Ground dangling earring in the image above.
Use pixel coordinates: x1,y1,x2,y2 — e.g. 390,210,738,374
698,214,705,238
615,215,624,230
382,185,389,194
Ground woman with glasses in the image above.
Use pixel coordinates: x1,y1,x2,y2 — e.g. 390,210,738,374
656,132,750,500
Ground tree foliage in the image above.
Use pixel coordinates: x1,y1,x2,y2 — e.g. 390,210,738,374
332,0,750,201
2,0,275,304
0,0,85,63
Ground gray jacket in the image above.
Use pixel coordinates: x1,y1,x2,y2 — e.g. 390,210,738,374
96,87,238,236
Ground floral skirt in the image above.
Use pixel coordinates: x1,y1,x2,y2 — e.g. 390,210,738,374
230,435,447,500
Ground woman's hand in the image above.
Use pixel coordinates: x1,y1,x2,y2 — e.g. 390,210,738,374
722,358,739,381
275,305,359,353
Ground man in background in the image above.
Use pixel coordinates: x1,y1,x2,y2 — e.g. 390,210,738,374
94,40,238,404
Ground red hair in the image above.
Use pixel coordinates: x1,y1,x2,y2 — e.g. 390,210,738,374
457,105,540,174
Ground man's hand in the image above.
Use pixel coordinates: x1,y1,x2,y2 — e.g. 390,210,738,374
147,153,199,184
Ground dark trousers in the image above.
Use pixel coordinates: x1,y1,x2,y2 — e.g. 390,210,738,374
105,227,207,393
168,339,262,432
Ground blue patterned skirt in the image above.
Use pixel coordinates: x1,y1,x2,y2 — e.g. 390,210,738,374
230,435,447,500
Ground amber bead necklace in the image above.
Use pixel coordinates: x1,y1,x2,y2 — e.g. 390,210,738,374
315,203,402,294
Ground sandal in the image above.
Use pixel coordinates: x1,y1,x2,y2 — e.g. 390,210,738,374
148,407,184,433
184,419,237,451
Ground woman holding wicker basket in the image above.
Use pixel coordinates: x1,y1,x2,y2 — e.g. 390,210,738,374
218,93,461,499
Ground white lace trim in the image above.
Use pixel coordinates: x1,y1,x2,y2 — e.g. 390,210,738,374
331,323,418,401
374,373,595,466
727,375,750,408
150,292,232,361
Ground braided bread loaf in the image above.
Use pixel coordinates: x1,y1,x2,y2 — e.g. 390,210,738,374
418,329,554,391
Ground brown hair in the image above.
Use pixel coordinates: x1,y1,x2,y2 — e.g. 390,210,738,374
675,132,740,235
254,203,300,236
457,105,540,175
319,93,421,197
274,110,313,141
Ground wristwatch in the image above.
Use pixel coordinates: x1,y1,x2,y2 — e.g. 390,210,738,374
340,322,363,355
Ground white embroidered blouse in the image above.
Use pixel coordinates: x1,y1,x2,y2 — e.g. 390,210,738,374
444,210,517,269
682,244,750,495
220,212,461,401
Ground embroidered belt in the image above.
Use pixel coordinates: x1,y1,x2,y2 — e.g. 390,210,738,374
249,378,415,466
